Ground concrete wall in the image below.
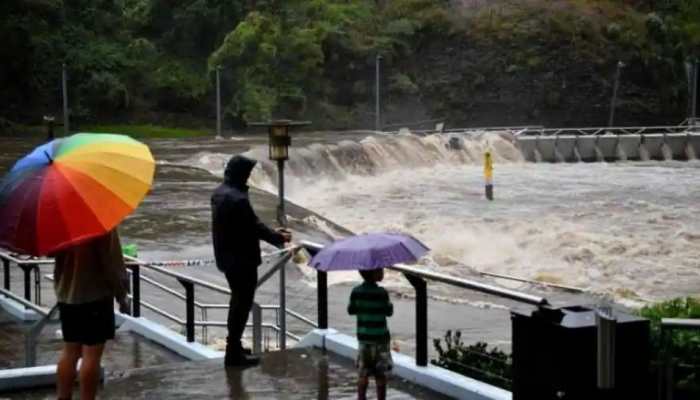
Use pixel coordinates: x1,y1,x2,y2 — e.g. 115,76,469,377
554,136,577,162
576,136,597,161
665,134,691,159
516,137,538,162
596,135,618,160
515,133,696,162
690,134,700,158
618,135,641,160
641,134,665,160
537,137,556,162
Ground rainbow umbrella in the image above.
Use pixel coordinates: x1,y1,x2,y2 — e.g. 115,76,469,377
0,133,155,256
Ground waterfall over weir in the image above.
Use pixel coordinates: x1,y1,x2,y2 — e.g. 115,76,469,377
184,131,524,189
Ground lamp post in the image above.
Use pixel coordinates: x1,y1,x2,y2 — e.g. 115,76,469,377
248,119,310,226
691,60,698,126
247,119,309,352
216,66,222,137
62,64,70,135
375,54,383,132
608,61,625,128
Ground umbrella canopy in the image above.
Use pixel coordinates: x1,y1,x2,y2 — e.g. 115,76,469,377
0,133,155,255
309,232,429,271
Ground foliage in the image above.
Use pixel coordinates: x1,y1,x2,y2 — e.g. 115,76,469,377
2,0,699,129
81,124,210,138
639,297,700,394
432,330,512,390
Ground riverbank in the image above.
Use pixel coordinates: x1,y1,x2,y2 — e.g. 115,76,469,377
0,123,212,139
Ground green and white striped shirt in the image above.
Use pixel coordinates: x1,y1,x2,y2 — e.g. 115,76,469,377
348,281,393,344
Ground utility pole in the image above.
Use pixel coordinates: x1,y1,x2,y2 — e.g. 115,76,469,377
608,61,624,128
692,60,698,126
375,54,382,132
62,64,69,135
216,66,222,137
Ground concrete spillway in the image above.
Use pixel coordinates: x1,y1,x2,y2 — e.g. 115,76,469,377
516,133,700,162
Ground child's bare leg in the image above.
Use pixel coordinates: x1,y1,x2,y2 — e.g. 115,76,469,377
376,374,387,400
358,374,369,400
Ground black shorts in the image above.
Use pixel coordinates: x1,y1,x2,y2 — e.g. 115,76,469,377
58,297,116,345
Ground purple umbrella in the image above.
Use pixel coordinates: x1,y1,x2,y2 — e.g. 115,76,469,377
309,233,430,271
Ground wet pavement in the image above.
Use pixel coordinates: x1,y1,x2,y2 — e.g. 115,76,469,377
0,308,185,371
6,348,450,400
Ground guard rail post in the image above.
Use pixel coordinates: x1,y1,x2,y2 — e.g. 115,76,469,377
3,258,10,290
317,271,328,329
33,265,41,305
404,273,428,367
20,264,32,302
252,303,262,353
280,257,287,350
178,278,196,342
131,264,141,317
300,241,328,330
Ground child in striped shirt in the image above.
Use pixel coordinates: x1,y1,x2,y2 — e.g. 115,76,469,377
348,268,394,400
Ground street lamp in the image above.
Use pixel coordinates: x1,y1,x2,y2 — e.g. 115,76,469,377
247,119,310,226
375,54,383,132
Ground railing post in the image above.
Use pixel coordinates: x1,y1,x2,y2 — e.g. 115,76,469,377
279,259,287,350
21,265,31,302
252,303,262,353
404,273,428,367
3,259,10,290
131,264,141,317
178,279,196,342
317,270,328,329
596,309,616,397
33,265,41,305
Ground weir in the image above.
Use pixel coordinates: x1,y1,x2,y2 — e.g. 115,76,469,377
515,126,700,162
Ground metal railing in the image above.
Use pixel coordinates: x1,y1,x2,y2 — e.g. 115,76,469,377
124,248,313,349
299,240,548,367
1,252,54,306
0,247,313,353
517,125,698,137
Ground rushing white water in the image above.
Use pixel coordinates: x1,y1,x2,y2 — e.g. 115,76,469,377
183,131,700,305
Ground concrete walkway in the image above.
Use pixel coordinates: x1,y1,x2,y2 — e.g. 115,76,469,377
6,348,449,399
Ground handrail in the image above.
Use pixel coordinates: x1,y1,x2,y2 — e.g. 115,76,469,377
125,257,231,295
661,318,700,330
0,251,54,266
518,125,694,136
391,264,548,306
299,240,547,306
0,288,50,316
299,239,548,367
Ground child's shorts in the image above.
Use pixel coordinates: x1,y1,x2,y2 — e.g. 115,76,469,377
357,342,393,378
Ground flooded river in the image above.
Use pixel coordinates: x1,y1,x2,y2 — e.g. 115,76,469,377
1,131,699,350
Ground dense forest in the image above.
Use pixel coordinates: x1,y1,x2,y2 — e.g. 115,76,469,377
1,0,699,133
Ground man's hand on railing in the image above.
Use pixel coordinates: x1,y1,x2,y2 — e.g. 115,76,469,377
276,228,292,243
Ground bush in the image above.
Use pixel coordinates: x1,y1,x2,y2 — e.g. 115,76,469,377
432,330,512,390
639,297,700,396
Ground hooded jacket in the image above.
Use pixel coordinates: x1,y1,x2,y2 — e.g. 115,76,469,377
211,155,285,276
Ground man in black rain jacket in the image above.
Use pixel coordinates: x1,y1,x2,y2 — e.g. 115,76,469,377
212,155,291,367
